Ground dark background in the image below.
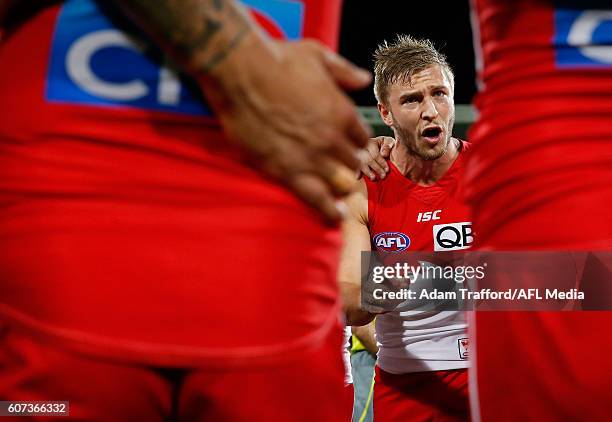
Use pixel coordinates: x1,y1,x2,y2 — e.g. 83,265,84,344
338,1,477,106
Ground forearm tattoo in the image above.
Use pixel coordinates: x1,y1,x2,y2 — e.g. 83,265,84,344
114,0,251,73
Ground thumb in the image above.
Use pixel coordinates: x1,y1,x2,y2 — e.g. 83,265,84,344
380,137,396,157
322,48,371,91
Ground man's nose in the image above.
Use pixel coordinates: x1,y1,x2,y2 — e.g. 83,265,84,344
421,97,438,121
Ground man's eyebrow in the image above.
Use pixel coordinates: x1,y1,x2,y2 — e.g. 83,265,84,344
398,89,421,100
429,84,450,91
398,84,449,96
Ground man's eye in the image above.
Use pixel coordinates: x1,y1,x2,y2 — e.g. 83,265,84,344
404,96,418,103
434,91,446,97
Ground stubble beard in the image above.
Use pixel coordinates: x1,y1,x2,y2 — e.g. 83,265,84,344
395,123,450,161
393,110,456,161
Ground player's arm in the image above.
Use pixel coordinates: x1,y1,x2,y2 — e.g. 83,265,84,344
352,320,378,357
339,179,377,326
109,0,372,223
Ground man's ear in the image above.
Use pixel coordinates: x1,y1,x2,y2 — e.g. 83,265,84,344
378,102,393,127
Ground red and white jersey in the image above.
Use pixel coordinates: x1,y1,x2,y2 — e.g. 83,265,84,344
365,142,471,374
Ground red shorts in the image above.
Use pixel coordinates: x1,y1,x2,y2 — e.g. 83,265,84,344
0,323,349,422
373,366,469,422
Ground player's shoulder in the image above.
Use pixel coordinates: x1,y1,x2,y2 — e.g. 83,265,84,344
456,137,471,152
362,159,394,195
455,138,472,168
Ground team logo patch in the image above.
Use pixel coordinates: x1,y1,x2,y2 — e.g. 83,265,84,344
458,337,469,360
46,0,304,114
373,232,411,253
554,1,612,68
433,222,473,251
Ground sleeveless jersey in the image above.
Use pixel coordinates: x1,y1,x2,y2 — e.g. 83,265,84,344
0,0,344,367
365,142,471,374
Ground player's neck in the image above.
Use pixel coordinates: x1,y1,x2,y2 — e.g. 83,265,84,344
391,138,460,186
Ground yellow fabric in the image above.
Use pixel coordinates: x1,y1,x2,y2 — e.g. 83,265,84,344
351,334,366,354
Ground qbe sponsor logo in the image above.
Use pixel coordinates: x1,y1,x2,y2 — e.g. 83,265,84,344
554,1,612,68
458,337,469,360
46,0,304,114
433,222,473,251
373,232,411,253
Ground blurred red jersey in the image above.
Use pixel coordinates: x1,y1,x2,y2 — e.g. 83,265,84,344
466,0,612,248
0,0,344,367
468,1,612,420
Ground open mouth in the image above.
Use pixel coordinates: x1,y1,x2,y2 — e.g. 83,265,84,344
421,126,443,142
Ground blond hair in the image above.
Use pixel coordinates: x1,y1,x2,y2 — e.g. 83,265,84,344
373,34,454,104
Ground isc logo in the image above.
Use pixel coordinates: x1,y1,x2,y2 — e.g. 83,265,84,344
417,210,441,222
554,5,612,68
373,232,411,253
46,0,304,114
433,222,473,251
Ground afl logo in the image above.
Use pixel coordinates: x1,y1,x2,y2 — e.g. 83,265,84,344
373,232,411,253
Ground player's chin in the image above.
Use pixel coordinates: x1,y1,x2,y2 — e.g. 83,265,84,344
417,143,446,161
